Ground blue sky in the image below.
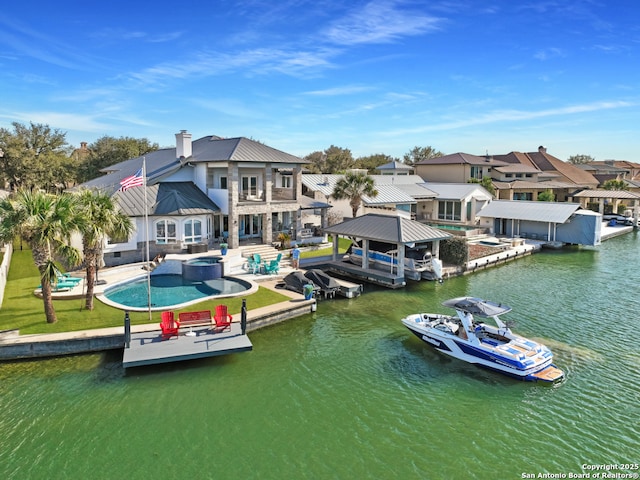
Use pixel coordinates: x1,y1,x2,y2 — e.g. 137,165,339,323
1,0,638,162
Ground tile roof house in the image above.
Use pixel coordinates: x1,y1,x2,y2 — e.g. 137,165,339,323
492,146,599,201
414,146,600,203
76,131,311,265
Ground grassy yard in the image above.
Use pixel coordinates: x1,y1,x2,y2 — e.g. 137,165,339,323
300,237,352,259
0,249,291,335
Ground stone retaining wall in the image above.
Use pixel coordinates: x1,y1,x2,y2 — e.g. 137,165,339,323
0,299,316,361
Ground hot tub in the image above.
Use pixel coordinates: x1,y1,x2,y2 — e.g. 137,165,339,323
182,256,223,281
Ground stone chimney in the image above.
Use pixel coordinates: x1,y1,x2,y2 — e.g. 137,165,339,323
80,141,88,150
538,145,547,153
176,130,192,159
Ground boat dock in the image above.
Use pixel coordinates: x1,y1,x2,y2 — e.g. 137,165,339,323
333,277,363,298
325,261,406,289
122,323,252,368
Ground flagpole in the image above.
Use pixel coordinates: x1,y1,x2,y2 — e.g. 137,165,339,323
143,157,152,322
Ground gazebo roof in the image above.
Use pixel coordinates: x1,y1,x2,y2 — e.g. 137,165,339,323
324,214,451,244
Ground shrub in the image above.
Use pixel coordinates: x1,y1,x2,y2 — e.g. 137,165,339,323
440,237,468,266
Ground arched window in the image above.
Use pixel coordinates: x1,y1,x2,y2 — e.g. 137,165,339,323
156,219,177,244
184,218,202,244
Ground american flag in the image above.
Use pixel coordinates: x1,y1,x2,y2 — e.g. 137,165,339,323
119,168,144,191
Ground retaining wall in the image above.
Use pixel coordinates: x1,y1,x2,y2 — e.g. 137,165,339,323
0,299,315,361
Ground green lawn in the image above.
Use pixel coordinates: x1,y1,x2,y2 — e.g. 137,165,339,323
300,237,352,259
0,249,291,335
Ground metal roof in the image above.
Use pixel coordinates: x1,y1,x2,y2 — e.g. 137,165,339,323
79,149,182,194
376,160,413,171
114,182,220,217
299,195,332,210
477,200,581,223
421,183,493,200
77,135,307,195
190,136,306,164
324,214,452,244
302,174,437,202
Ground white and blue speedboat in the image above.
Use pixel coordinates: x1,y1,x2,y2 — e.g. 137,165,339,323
401,297,564,383
349,243,443,282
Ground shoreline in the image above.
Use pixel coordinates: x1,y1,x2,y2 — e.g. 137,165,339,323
0,222,633,361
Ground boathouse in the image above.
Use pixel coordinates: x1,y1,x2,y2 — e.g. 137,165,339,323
322,214,452,287
476,200,602,246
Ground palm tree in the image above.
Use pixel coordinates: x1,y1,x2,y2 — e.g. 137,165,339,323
0,189,82,323
331,171,378,218
75,189,133,310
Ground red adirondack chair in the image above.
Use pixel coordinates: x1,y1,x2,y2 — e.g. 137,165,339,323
160,311,180,339
213,305,233,333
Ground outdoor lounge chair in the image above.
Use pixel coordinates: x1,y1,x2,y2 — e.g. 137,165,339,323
213,305,233,332
263,259,280,275
246,256,260,274
160,311,180,339
262,253,282,275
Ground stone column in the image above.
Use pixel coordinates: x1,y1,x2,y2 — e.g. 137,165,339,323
228,163,240,248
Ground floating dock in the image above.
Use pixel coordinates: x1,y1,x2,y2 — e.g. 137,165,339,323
122,322,252,368
333,277,363,298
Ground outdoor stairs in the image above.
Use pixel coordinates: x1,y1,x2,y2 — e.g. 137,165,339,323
239,244,292,269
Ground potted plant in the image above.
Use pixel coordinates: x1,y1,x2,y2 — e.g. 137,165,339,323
220,243,228,255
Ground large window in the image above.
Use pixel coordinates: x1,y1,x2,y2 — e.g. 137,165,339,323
156,220,177,244
184,219,202,244
242,176,258,198
513,192,533,201
470,166,482,180
438,201,462,221
281,176,292,188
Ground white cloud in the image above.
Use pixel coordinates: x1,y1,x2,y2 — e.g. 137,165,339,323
383,100,636,136
323,0,442,45
303,85,375,96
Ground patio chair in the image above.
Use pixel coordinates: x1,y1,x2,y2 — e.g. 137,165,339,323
160,311,180,340
248,255,261,274
263,259,280,275
213,305,233,333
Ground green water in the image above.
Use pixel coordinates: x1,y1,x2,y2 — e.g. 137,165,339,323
2,233,639,480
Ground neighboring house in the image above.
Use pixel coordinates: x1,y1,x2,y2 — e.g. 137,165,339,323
477,200,602,246
418,183,493,226
492,146,599,200
301,173,491,230
76,131,311,265
414,152,507,183
584,159,640,181
301,174,427,223
415,147,600,203
576,161,629,185
569,189,640,216
375,160,414,176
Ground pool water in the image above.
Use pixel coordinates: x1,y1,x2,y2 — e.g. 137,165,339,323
102,274,251,309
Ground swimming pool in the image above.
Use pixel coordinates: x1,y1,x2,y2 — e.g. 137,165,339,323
100,274,254,311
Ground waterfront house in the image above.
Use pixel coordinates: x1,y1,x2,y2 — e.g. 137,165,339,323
301,173,492,235
477,200,602,246
414,147,600,203
492,146,599,201
77,131,313,266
